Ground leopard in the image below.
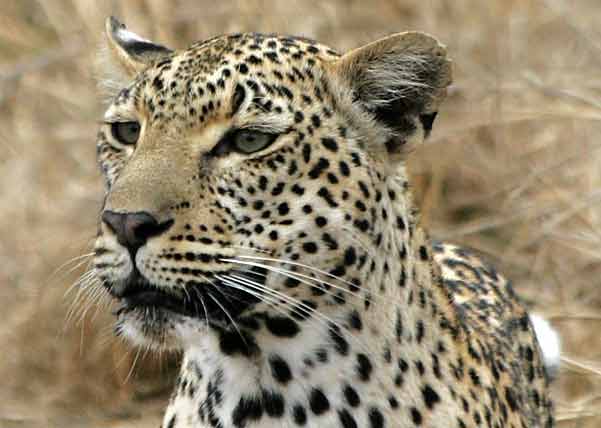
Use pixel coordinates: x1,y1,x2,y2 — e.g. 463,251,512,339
92,16,560,428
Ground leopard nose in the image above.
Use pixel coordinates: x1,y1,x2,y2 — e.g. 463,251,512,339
101,210,174,255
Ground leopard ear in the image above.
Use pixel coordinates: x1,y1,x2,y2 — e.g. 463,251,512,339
96,17,172,96
331,32,452,157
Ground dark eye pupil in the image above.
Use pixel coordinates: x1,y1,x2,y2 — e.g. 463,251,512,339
111,121,140,145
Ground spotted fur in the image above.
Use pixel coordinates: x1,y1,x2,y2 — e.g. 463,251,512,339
92,17,555,428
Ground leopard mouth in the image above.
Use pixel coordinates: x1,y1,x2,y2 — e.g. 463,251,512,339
112,267,265,323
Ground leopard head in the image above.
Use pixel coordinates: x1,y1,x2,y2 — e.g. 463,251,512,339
93,17,451,351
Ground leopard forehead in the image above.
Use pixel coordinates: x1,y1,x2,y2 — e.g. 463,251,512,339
106,33,341,128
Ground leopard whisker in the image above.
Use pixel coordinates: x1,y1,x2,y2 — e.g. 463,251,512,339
52,251,95,281
215,275,300,322
223,273,382,364
223,257,379,305
207,291,247,347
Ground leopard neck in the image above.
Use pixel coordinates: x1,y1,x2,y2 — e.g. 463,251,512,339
162,172,462,427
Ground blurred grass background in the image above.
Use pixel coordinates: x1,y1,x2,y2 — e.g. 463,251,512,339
1,0,600,426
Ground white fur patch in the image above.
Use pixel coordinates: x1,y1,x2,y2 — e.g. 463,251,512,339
116,27,151,44
529,314,561,380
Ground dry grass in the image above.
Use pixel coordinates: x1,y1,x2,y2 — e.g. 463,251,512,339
1,0,600,426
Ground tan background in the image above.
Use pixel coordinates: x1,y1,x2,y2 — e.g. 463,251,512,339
1,0,600,426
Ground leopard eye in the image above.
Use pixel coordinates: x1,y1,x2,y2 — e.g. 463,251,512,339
232,129,277,154
210,129,279,157
111,121,141,145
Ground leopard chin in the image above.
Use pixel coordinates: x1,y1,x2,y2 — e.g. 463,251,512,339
111,268,264,349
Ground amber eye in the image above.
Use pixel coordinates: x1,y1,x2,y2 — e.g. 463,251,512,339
111,121,141,145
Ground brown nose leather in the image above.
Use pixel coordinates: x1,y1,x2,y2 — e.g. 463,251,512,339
102,210,173,255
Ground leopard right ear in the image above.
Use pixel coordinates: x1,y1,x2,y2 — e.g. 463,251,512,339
328,32,452,161
95,17,172,96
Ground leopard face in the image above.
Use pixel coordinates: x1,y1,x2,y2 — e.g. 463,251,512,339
93,18,451,351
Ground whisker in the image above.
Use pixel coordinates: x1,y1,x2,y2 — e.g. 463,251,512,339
222,273,384,367
51,251,95,280
224,257,378,305
198,294,210,330
206,292,247,347
226,255,359,290
215,275,298,322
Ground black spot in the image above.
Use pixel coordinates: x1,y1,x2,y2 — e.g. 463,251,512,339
356,353,373,381
280,86,294,100
315,216,327,227
219,330,258,357
265,315,300,337
308,158,330,179
505,386,519,411
344,247,357,266
469,368,481,386
292,405,307,425
353,219,370,232
311,114,321,128
321,137,338,152
338,409,358,428
419,246,429,261
339,161,350,177
357,181,370,198
344,384,361,407
232,395,263,427
302,242,318,253
328,323,349,355
285,277,301,288
277,202,290,215
388,396,399,409
302,144,312,163
269,354,292,384
231,84,246,116
247,54,262,64
410,407,422,425
398,358,409,372
152,76,164,90
258,176,268,191
395,313,404,343
272,182,285,196
416,320,425,343
419,112,437,136
322,233,338,250
265,51,280,63
262,389,285,417
415,360,425,376
309,388,330,415
317,187,338,208
396,216,406,230
348,310,362,330
368,408,384,428
422,384,441,409
295,111,304,123
291,184,305,195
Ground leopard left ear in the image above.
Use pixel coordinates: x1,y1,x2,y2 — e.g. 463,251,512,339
330,32,452,158
96,17,172,96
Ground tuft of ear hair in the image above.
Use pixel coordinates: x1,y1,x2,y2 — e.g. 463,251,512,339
95,17,172,98
332,32,452,158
